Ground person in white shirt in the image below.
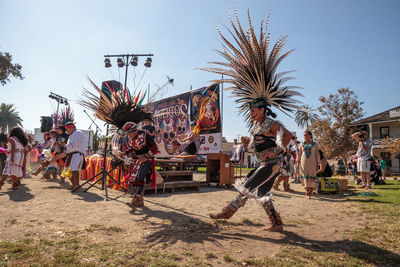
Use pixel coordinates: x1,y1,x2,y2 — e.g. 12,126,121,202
52,122,85,190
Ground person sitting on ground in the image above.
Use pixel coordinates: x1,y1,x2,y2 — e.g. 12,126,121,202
347,161,353,176
55,125,69,183
32,132,52,176
317,150,332,178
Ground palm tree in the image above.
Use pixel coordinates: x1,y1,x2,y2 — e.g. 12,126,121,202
295,104,318,129
0,103,23,133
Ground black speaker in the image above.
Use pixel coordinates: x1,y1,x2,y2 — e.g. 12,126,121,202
101,80,123,101
40,116,53,133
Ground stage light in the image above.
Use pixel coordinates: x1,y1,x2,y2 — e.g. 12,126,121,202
104,58,111,68
64,101,69,105
144,57,152,68
130,56,138,66
60,99,64,104
117,58,125,68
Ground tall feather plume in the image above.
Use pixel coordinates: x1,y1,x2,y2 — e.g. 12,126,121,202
52,106,74,126
60,106,74,125
201,9,304,123
79,77,152,129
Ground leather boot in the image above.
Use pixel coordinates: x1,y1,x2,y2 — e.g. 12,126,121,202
131,193,144,207
209,204,237,219
267,212,283,232
283,179,294,192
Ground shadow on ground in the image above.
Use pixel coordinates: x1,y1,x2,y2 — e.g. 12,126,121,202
235,230,400,265
131,199,399,266
0,185,34,202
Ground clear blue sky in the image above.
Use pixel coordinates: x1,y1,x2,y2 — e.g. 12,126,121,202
1,0,399,141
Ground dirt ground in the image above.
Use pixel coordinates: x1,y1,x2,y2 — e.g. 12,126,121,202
0,173,366,265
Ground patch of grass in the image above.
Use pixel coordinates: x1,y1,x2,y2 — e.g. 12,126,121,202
205,252,217,259
39,239,54,246
0,238,201,266
343,180,400,264
85,223,124,233
223,254,237,263
6,218,17,225
53,249,79,265
243,246,368,266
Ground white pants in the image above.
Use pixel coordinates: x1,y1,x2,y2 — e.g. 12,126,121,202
70,154,83,172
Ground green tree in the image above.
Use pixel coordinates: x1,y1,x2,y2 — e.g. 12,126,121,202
93,130,102,153
311,88,364,162
0,51,24,86
295,104,319,129
0,103,23,133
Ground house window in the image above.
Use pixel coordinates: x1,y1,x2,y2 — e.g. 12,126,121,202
380,127,390,139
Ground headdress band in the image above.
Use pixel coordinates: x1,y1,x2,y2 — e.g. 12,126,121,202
249,99,267,109
117,121,137,135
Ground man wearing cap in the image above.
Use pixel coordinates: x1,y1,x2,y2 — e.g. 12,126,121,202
352,131,373,189
52,122,85,190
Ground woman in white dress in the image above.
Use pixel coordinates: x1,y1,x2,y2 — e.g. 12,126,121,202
0,127,28,190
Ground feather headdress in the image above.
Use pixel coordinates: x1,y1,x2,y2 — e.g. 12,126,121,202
52,106,74,127
60,106,74,125
79,78,152,135
202,9,304,122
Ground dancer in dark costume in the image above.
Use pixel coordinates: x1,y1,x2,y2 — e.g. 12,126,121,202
204,10,304,231
80,79,159,209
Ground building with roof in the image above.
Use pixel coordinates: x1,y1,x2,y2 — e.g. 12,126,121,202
351,106,400,173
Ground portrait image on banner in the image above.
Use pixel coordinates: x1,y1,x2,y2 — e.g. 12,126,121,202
148,93,191,157
190,84,221,134
190,85,222,154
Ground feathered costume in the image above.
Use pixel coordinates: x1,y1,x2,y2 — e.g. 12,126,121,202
53,107,74,128
56,107,74,179
205,10,303,230
80,79,159,208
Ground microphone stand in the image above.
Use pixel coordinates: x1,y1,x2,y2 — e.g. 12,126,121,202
72,124,126,200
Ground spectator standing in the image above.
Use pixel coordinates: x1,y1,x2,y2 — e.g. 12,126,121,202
297,131,321,199
0,133,7,175
379,158,387,180
52,122,85,190
0,127,29,190
29,145,39,169
352,131,373,189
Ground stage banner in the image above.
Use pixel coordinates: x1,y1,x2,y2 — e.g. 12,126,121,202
197,132,222,154
147,92,191,157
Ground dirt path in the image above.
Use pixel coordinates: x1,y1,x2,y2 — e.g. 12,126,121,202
0,174,365,264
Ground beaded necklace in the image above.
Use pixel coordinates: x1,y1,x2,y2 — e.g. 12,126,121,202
303,141,315,159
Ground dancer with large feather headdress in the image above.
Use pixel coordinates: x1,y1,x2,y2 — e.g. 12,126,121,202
205,10,303,231
80,79,159,209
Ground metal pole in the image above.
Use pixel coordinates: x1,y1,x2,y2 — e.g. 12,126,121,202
147,83,150,103
55,101,60,128
124,55,129,89
221,74,224,145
